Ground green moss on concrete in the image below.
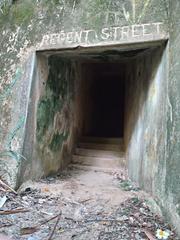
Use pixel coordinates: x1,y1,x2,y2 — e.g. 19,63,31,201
0,2,11,15
35,56,73,177
11,0,35,25
36,56,71,147
47,57,69,102
37,57,68,141
36,98,54,141
49,132,68,152
49,133,63,151
0,0,36,28
0,4,12,27
177,205,180,216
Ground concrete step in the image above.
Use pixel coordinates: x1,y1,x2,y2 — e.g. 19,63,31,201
79,137,123,145
69,164,125,173
72,155,125,168
75,148,124,158
77,142,124,151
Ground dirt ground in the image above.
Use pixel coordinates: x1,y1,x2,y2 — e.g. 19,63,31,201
0,165,179,240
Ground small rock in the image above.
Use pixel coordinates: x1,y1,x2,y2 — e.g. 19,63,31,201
38,199,45,204
22,196,28,201
129,217,134,224
27,237,39,240
0,196,7,209
142,222,148,227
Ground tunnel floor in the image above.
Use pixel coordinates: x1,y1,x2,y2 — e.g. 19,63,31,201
0,165,178,240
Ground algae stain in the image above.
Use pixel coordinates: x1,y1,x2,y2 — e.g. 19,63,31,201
36,98,54,141
36,56,71,155
49,132,68,152
11,0,35,25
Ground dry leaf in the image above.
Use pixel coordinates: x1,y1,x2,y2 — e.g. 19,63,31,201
42,187,49,192
20,227,39,235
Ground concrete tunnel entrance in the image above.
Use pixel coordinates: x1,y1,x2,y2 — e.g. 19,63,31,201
26,42,167,181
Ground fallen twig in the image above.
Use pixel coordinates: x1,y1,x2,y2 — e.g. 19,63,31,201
65,217,76,222
0,208,29,215
0,179,17,195
83,218,127,223
20,212,62,236
47,213,61,240
0,223,13,228
40,212,62,226
0,187,6,192
79,198,92,204
144,229,156,240
65,217,128,224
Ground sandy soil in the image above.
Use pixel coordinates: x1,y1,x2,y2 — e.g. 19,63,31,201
0,165,178,240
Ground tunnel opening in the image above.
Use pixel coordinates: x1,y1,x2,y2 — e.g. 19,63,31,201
28,41,167,182
74,45,163,146
81,62,125,138
72,43,167,175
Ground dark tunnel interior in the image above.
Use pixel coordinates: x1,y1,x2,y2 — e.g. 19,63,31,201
81,63,125,138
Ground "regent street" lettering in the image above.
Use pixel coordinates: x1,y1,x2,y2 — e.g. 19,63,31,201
40,22,164,47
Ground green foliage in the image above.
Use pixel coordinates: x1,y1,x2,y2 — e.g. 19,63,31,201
119,180,140,192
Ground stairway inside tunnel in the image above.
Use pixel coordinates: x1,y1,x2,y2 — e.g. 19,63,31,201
73,61,126,169
72,44,165,172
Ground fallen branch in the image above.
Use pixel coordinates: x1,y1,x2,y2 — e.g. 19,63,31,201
0,208,29,215
0,179,17,195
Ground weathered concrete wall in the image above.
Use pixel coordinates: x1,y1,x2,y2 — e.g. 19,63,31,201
161,0,180,234
124,38,180,234
124,45,167,192
35,56,73,175
0,0,168,188
18,55,77,183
